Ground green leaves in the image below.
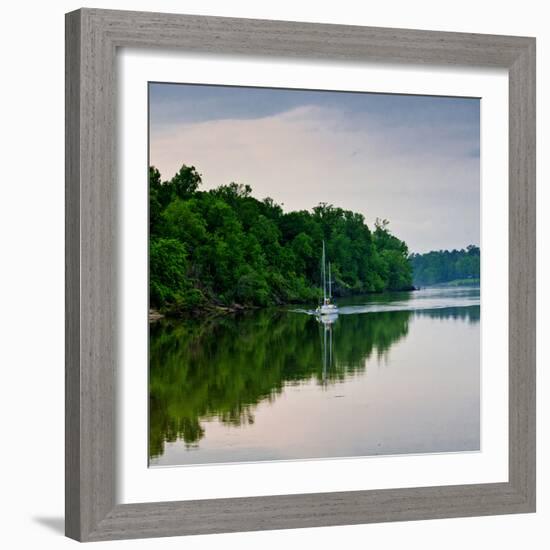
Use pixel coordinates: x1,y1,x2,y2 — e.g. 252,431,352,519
171,164,202,199
149,164,414,313
410,246,480,286
149,238,189,306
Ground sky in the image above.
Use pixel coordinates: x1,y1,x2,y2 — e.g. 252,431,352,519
149,83,480,254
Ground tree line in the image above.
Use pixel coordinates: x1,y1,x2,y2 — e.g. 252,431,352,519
409,245,480,286
149,164,413,314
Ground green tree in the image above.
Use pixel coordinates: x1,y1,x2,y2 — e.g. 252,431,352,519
171,164,202,199
149,238,189,306
410,246,480,286
149,164,415,314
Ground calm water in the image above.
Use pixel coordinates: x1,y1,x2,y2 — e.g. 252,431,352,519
149,286,480,466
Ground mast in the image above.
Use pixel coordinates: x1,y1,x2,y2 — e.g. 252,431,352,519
322,240,327,302
328,262,332,299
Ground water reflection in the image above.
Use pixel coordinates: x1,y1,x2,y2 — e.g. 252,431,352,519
149,289,480,463
319,314,337,386
417,305,480,323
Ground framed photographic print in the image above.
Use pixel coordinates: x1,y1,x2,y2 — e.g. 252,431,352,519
65,8,536,542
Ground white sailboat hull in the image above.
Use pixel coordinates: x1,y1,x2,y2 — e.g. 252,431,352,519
316,304,339,316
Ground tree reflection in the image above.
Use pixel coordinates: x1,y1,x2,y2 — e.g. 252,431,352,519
416,306,480,323
149,305,479,459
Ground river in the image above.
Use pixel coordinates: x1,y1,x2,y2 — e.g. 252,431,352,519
149,286,480,466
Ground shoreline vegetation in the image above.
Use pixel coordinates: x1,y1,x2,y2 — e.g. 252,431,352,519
410,247,480,287
149,163,480,321
149,164,414,319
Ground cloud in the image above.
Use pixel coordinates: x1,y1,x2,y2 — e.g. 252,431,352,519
150,104,479,253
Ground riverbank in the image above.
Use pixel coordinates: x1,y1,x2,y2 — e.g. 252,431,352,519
427,278,480,288
149,286,418,322
149,302,259,322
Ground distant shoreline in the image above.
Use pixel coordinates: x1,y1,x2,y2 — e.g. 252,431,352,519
417,278,480,288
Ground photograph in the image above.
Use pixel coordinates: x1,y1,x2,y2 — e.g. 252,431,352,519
148,83,481,467
1,1,541,546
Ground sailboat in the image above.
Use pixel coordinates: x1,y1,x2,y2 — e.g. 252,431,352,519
315,240,339,318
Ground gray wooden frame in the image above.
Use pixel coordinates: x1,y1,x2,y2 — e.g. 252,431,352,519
65,8,536,542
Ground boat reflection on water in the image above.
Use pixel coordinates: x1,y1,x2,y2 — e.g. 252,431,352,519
318,311,338,386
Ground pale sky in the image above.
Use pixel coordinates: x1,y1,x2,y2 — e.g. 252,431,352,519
149,83,480,254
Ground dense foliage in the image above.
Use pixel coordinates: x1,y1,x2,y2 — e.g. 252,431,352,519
149,164,413,313
409,245,480,286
